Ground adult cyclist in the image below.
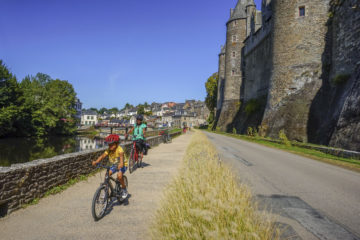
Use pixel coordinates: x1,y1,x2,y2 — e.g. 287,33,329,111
126,115,147,165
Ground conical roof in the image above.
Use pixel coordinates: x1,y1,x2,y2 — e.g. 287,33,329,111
228,0,256,22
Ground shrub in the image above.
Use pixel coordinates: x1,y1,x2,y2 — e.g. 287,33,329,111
232,127,237,134
247,127,254,136
279,129,291,147
258,124,268,138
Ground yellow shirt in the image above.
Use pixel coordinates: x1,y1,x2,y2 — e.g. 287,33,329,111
104,146,128,167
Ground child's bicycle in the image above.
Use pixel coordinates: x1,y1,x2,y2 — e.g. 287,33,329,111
128,139,143,173
91,164,128,221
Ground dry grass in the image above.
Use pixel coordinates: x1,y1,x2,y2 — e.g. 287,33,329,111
151,132,279,240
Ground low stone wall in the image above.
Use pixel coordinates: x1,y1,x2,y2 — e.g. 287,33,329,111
0,132,182,217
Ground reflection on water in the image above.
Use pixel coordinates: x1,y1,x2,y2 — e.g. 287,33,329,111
0,136,106,167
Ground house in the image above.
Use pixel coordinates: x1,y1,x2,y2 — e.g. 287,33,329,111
172,112,198,128
81,110,98,126
128,108,137,116
130,115,136,125
162,112,174,127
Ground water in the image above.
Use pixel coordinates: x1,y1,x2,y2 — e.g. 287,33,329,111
0,136,106,167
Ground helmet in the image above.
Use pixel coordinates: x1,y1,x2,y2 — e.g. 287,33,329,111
105,134,120,144
136,115,143,121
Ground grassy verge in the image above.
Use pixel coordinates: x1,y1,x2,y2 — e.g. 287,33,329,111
22,169,101,208
151,132,279,240
203,130,360,172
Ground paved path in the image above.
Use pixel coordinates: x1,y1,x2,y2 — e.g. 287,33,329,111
0,133,192,240
205,132,360,240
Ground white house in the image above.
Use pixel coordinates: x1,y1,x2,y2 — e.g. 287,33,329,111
81,110,98,126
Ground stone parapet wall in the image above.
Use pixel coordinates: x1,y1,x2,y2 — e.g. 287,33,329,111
0,132,181,216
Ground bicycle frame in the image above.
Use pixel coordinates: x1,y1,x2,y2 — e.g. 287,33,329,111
100,166,118,198
131,141,140,162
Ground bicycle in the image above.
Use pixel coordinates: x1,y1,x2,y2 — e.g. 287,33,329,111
128,139,143,173
91,164,128,221
160,130,172,144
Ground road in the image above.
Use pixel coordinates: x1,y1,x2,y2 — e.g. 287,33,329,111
205,132,360,240
0,133,192,240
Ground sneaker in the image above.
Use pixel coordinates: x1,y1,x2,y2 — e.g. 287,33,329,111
121,188,128,199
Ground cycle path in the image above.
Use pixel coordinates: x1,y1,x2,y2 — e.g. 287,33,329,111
0,132,193,240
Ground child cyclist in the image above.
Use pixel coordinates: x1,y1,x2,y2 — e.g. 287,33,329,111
92,134,128,199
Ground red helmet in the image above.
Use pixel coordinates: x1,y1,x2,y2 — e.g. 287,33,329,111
105,134,120,144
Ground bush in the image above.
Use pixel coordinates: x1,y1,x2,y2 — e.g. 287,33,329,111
232,127,237,134
279,129,291,147
247,127,254,136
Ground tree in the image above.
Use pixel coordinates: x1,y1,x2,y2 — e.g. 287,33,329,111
109,107,119,114
123,103,133,110
205,73,218,123
0,60,23,136
20,73,76,136
99,107,107,114
137,105,145,115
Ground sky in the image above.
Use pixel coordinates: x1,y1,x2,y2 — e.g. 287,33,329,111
0,0,261,109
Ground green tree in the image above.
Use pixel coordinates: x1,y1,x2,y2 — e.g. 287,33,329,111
123,103,133,110
137,105,145,115
109,107,119,114
20,73,76,136
205,73,218,123
98,107,107,114
0,60,23,137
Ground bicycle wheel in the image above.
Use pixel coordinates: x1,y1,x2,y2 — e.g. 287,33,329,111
91,185,109,221
129,149,135,174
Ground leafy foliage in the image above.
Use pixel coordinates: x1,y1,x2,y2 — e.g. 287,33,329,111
0,60,77,137
205,73,218,119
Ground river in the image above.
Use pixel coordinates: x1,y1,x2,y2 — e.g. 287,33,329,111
0,136,106,167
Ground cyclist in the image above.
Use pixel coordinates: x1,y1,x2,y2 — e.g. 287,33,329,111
92,134,128,199
126,115,147,162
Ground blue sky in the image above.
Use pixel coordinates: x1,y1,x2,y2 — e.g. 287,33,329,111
0,0,261,109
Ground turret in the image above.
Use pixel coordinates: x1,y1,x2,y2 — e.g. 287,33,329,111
262,0,330,141
246,0,256,36
216,45,226,112
216,0,248,130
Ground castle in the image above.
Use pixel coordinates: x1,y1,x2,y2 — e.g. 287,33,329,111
215,0,360,151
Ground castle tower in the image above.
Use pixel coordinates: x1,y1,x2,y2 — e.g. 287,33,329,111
216,45,226,114
246,0,256,37
216,0,250,131
261,0,330,141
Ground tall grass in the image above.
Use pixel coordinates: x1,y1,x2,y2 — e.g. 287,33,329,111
151,132,278,240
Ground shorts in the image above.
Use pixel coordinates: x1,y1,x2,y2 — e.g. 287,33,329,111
110,164,127,174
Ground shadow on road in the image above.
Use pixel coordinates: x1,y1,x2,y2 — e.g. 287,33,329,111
101,194,132,220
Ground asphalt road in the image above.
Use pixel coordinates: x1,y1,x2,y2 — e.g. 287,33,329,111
205,132,360,240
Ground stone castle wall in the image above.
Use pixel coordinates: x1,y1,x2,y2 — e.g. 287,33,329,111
262,0,330,141
243,21,272,102
216,0,360,150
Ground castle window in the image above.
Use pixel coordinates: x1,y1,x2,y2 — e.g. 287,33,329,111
232,52,236,57
299,6,305,17
233,20,238,26
232,35,238,43
232,70,235,76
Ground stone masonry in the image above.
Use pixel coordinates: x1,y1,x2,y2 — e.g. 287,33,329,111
215,0,360,151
